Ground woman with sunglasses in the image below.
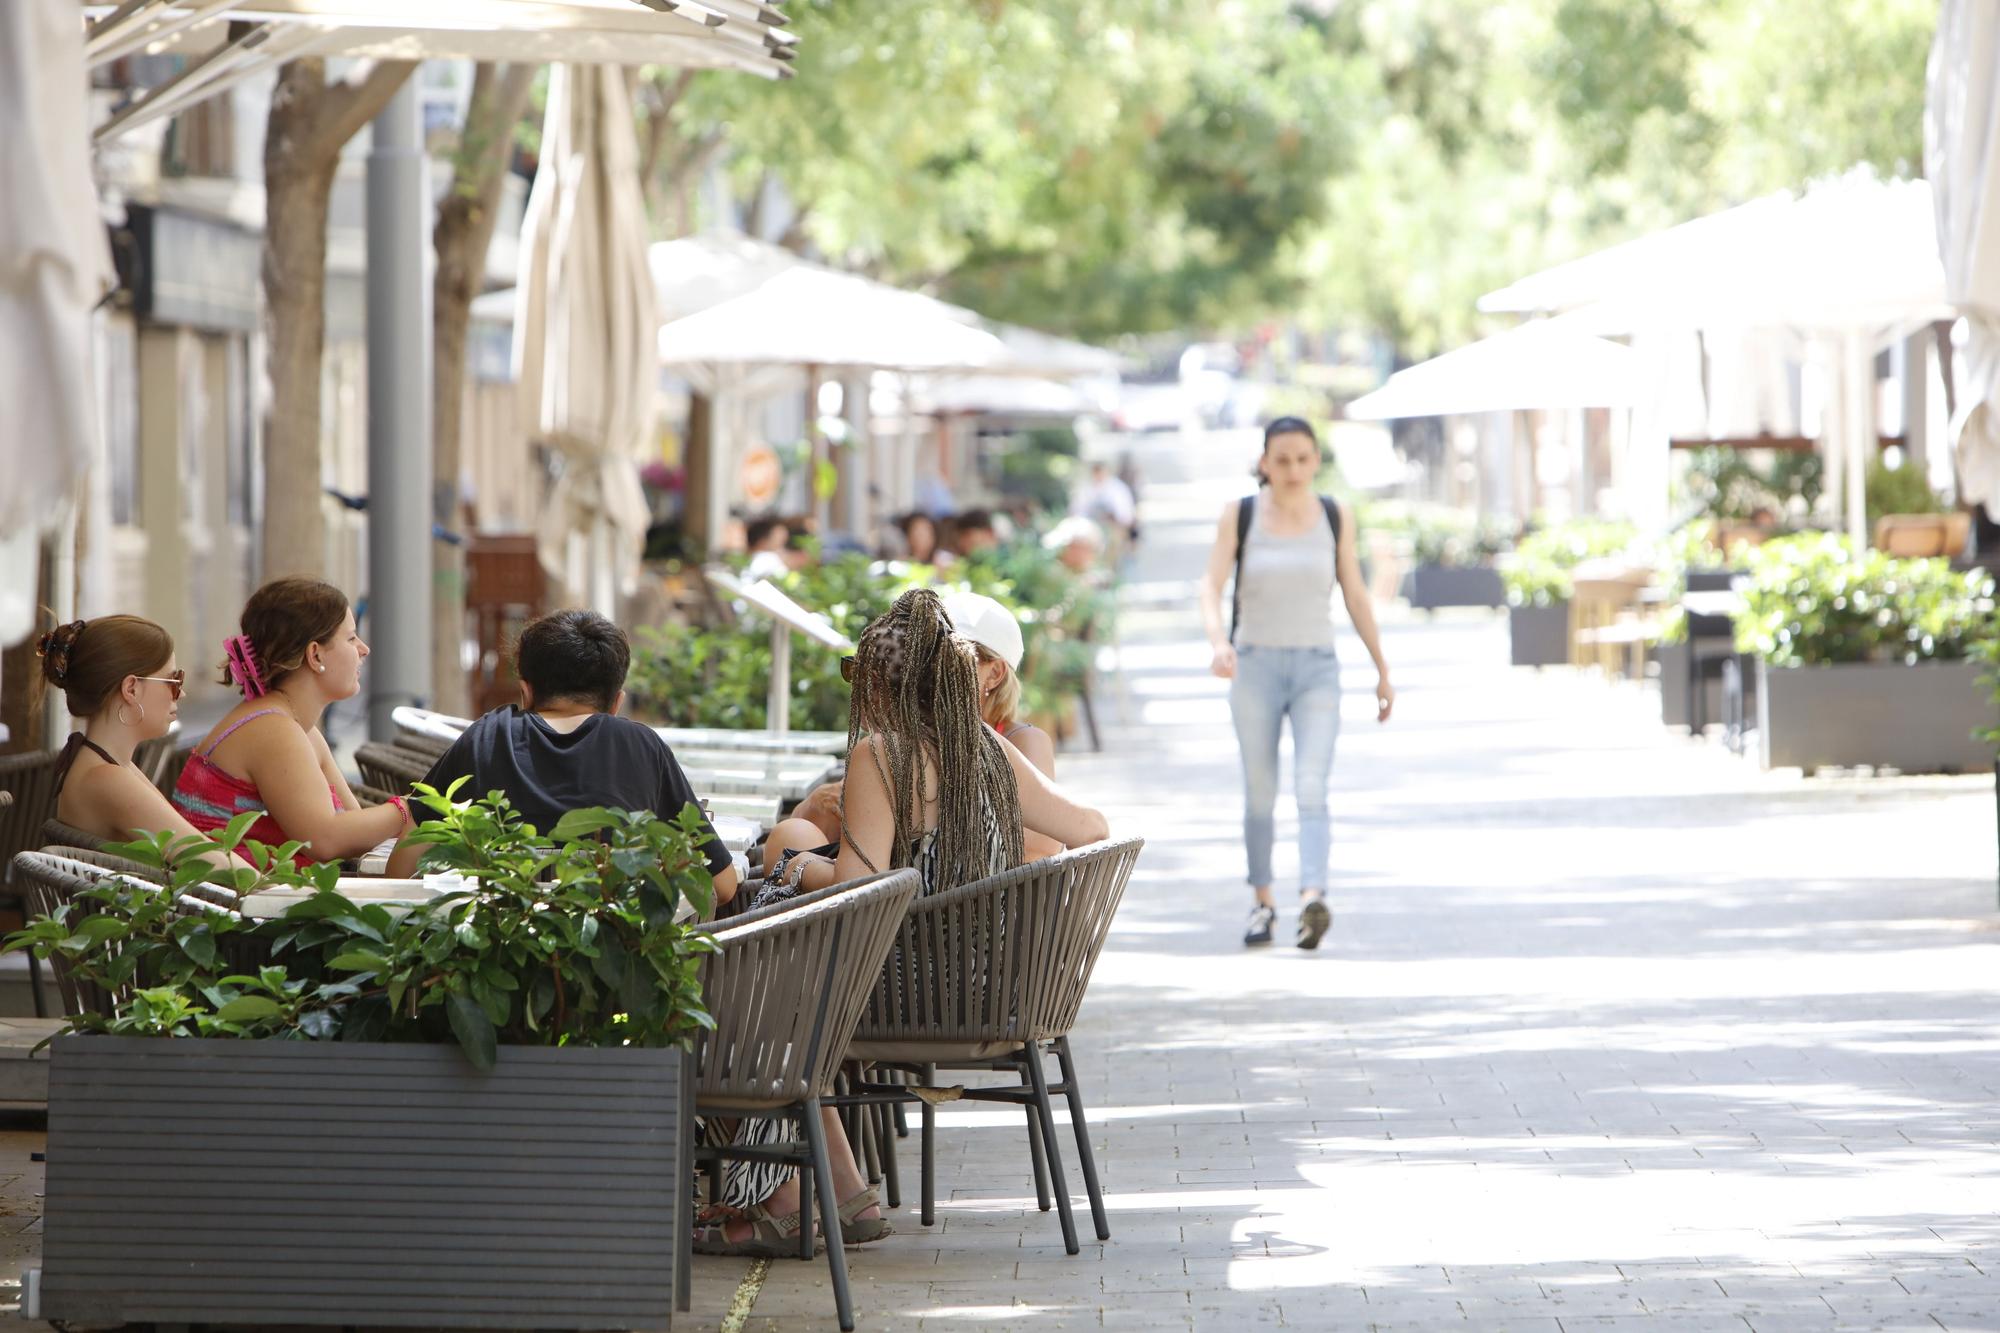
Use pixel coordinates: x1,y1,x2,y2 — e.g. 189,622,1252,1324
35,615,219,855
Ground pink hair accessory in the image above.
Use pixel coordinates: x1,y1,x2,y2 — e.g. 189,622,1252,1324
224,634,268,699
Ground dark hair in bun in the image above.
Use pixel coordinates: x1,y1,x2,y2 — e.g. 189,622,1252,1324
36,614,175,717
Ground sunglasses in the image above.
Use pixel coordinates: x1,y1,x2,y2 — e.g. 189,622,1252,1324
840,655,856,683
135,669,186,701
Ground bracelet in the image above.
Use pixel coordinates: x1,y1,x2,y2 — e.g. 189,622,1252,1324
387,795,410,825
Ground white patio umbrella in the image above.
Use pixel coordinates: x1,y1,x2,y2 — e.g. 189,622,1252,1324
1,0,114,650
655,266,1007,372
1482,174,1952,542
1345,321,1641,421
1927,0,2000,517
515,62,659,615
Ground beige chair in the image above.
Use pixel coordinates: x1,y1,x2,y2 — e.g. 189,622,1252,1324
845,837,1145,1254
692,869,923,1333
353,742,432,797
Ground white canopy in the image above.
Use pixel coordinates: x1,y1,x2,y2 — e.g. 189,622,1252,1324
1927,0,2000,516
1,1,114,646
82,0,793,142
655,265,1006,372
1345,322,1640,421
1484,175,1951,336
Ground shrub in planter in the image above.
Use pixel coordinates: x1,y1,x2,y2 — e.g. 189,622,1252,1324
1503,519,1637,666
1735,533,1997,772
11,789,719,1329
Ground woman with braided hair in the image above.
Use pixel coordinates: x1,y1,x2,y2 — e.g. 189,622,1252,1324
767,587,1108,899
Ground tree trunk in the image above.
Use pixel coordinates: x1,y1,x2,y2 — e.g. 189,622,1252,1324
430,62,536,717
257,57,415,584
261,64,339,581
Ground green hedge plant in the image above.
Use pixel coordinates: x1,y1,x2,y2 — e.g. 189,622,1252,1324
1501,518,1638,607
1734,532,1996,668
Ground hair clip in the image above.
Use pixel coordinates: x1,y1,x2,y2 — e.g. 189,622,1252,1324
224,634,268,699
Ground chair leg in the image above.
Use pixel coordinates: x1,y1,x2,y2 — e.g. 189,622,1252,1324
875,1101,901,1210
1023,1041,1079,1255
1022,1056,1052,1212
796,1109,815,1262
801,1096,856,1333
1053,1037,1110,1241
893,1100,909,1138
921,1062,937,1228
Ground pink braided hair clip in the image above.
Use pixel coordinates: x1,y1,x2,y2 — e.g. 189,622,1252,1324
224,635,269,699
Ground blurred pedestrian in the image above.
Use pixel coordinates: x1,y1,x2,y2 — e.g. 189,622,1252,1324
1197,417,1394,951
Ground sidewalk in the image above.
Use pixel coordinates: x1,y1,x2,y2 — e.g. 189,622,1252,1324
723,443,2000,1330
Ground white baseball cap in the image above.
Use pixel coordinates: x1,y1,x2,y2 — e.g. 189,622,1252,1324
940,591,1024,671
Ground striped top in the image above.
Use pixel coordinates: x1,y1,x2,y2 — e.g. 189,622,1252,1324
170,709,342,866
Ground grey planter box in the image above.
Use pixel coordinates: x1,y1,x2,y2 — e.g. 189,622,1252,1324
1406,564,1505,611
1508,602,1569,667
1756,658,1995,774
39,1035,687,1329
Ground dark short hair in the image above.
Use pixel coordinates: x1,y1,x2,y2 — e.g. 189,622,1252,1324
515,610,630,711
956,509,996,533
1263,416,1318,446
745,516,788,550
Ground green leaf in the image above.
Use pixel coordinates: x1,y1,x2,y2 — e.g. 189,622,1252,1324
214,995,283,1022
446,992,498,1071
549,808,619,842
327,950,391,974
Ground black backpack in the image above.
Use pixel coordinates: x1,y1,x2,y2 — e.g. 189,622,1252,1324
1230,493,1341,645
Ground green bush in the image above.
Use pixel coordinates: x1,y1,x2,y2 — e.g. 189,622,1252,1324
5,793,720,1070
1865,456,1947,527
1734,532,1996,667
626,541,1110,732
1501,518,1638,607
1364,502,1511,569
1680,446,1823,523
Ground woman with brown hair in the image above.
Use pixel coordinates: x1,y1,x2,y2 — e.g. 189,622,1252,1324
35,615,217,852
171,577,413,864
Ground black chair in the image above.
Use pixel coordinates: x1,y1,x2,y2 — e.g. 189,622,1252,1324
1683,570,1742,742
1,751,66,1015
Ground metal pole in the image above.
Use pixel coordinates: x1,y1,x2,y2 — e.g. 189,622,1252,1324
768,621,791,736
365,80,433,742
1845,332,1872,548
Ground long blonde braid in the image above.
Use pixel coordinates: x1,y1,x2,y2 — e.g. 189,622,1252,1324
846,588,1024,885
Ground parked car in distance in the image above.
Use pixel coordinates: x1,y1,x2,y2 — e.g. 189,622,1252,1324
1111,378,1189,433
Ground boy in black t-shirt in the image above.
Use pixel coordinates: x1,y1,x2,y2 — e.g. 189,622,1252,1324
385,611,740,906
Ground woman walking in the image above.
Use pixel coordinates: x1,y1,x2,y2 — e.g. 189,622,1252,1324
1198,418,1394,950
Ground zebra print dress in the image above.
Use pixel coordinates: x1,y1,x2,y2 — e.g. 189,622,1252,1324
706,790,1013,1214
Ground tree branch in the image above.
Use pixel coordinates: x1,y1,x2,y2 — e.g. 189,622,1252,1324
306,58,419,162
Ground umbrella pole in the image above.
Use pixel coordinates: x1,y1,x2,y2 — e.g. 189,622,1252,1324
1845,332,1873,548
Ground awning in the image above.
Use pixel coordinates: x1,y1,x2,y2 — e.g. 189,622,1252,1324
1345,322,1640,421
83,0,793,141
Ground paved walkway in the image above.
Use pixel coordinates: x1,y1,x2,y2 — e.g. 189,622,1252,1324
724,438,2000,1330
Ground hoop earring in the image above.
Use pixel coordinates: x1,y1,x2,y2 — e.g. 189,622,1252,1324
116,701,145,726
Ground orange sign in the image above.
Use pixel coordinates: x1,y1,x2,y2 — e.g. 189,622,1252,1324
740,444,781,508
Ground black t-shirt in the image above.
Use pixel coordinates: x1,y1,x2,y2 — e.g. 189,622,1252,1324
421,707,732,879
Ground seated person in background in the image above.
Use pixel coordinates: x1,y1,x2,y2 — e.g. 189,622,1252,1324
386,610,740,906
742,516,791,582
36,615,238,865
173,579,414,865
949,508,1000,556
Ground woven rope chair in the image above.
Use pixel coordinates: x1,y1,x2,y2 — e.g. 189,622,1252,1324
1,750,68,1016
12,850,243,1019
389,730,450,760
151,740,197,799
844,836,1144,1253
353,742,431,796
692,869,922,1333
40,819,110,854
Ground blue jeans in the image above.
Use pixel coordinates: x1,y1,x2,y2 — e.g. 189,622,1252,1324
1229,645,1341,891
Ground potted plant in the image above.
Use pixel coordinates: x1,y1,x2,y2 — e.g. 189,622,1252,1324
11,786,718,1330
1393,507,1509,612
1736,533,1997,774
1502,518,1638,667
1866,455,1968,559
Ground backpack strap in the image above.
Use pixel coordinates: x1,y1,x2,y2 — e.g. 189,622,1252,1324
1321,495,1342,550
1229,494,1255,644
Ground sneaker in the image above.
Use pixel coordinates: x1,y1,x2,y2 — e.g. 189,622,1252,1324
1243,903,1277,947
1296,896,1332,950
